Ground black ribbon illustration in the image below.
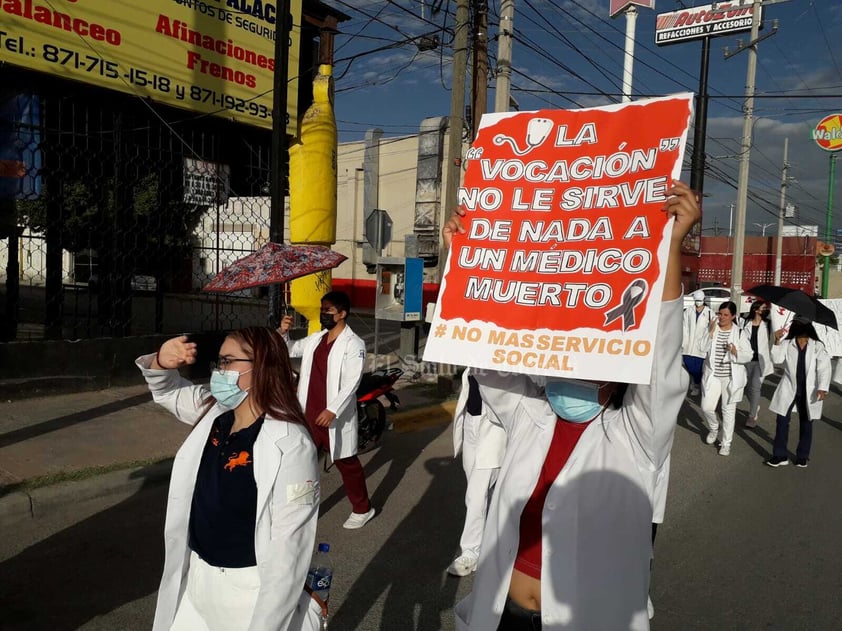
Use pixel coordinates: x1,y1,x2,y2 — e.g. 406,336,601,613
603,279,648,331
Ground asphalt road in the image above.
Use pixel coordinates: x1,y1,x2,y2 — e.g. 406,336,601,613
2,381,842,631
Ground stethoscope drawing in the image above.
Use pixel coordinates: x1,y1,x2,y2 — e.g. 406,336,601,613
493,117,553,156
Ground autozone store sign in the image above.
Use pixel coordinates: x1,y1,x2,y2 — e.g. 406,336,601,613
655,3,760,46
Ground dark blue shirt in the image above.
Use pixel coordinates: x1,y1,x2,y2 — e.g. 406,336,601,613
796,343,808,403
188,411,264,568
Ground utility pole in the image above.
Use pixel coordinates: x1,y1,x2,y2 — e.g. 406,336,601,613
444,0,470,218
269,0,291,324
689,37,711,197
774,137,789,285
725,0,783,299
494,0,514,113
471,0,488,138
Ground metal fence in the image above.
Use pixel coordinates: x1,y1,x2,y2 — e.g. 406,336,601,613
1,68,285,342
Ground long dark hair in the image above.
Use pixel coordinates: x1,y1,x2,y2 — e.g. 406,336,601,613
746,300,768,320
228,327,308,425
786,319,821,342
609,383,630,410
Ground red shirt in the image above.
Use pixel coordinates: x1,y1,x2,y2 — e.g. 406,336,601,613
305,335,335,427
513,419,591,579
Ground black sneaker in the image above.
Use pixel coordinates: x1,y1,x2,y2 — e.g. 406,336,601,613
795,458,808,468
765,457,790,468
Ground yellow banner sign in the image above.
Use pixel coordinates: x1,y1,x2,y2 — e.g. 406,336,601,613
0,0,301,133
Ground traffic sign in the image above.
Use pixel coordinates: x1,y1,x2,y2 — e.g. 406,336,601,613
365,209,392,251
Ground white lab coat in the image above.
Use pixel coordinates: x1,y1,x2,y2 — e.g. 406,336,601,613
769,338,832,420
682,304,713,357
136,355,320,631
652,454,670,525
833,357,842,385
285,325,366,461
740,317,774,378
453,368,507,469
697,323,753,405
455,298,687,631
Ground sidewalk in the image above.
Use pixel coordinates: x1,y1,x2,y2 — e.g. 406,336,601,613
0,376,457,526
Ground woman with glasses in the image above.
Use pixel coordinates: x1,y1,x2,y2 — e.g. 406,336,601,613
136,327,320,631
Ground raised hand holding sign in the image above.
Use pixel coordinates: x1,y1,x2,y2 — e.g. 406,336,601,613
424,94,694,384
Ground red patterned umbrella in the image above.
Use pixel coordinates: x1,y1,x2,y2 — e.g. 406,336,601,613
202,243,347,293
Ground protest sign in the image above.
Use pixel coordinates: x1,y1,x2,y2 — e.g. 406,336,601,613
423,94,694,383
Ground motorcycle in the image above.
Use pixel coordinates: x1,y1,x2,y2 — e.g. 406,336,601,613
356,367,403,452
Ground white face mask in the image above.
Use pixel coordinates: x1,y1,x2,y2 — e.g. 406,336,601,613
695,300,704,307
210,369,251,409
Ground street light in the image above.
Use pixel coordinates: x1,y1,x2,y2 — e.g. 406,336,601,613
753,222,774,236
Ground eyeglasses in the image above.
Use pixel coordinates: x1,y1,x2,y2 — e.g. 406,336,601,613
210,357,253,373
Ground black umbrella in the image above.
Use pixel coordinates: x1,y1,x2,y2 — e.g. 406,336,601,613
746,285,838,330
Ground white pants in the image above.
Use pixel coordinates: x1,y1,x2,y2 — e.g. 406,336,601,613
745,360,764,418
459,414,499,558
702,376,737,448
171,552,260,631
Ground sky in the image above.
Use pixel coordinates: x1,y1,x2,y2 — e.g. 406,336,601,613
321,0,842,243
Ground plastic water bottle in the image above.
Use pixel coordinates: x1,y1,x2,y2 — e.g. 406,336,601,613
306,542,333,602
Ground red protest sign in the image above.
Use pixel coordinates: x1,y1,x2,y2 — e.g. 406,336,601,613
424,94,693,383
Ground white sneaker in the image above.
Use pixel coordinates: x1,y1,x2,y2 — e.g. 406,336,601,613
719,445,731,456
343,507,376,529
745,415,758,429
446,554,478,577
647,594,655,620
705,430,718,445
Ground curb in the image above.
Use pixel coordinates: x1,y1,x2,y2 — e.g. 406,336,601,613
0,459,173,527
391,399,457,433
0,401,457,527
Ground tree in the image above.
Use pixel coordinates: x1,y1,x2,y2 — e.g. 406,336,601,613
16,172,205,284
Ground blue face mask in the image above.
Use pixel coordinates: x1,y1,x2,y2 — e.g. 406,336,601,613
210,369,251,410
545,379,606,423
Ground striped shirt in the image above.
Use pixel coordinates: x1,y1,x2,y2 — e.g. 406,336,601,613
714,329,732,378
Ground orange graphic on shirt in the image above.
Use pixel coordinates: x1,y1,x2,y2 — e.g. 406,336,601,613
224,451,252,471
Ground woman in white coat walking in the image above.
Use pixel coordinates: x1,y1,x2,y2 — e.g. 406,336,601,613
447,368,507,577
765,318,832,468
279,291,372,529
443,181,700,631
698,301,753,456
739,300,774,428
137,327,321,631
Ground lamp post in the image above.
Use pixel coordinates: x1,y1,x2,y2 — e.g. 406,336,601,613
811,113,842,297
753,222,774,237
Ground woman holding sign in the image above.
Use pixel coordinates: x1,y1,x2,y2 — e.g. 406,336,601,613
442,181,699,631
